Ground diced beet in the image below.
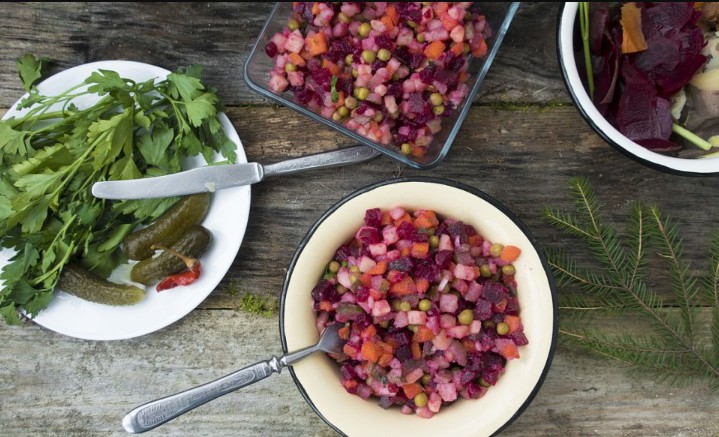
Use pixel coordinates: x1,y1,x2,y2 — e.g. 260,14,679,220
364,208,382,228
418,63,437,84
474,298,493,321
508,331,529,346
482,282,505,304
434,250,453,269
375,33,394,50
340,362,358,380
414,258,440,282
389,256,413,272
312,280,339,303
311,67,333,89
264,41,278,58
354,286,370,302
386,328,413,346
395,344,413,362
356,226,381,245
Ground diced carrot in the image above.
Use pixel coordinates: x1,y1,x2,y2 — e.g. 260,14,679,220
335,91,345,108
462,338,477,353
381,211,392,225
360,341,384,363
378,340,394,353
415,277,429,294
343,343,358,358
359,273,372,287
305,32,328,56
288,52,306,67
413,211,438,229
341,378,358,391
472,38,488,57
369,289,384,300
380,15,395,32
390,276,417,295
504,315,523,334
321,58,340,76
378,352,394,367
433,2,450,15
402,382,424,399
411,242,429,258
367,260,388,275
311,2,320,15
468,234,483,247
496,339,520,360
385,5,399,25
400,246,411,258
338,325,350,340
414,325,435,342
423,40,446,60
319,300,333,311
493,298,507,313
410,341,422,359
362,324,377,339
441,15,459,31
411,145,427,157
450,41,464,56
500,245,521,262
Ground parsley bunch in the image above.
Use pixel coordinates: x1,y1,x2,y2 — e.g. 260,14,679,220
0,55,237,324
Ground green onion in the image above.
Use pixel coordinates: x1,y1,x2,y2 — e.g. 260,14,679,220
579,2,595,99
672,123,712,151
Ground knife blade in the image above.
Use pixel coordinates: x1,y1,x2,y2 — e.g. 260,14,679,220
91,144,381,199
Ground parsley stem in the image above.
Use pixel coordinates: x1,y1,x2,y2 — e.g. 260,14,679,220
672,123,712,151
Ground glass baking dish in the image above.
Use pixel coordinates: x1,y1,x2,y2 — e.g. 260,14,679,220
244,2,520,169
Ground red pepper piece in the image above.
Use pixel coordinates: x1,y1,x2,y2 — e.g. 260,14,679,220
152,244,202,292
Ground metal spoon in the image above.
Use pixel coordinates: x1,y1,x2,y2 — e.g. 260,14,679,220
122,324,345,434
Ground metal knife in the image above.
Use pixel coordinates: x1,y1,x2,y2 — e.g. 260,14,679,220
91,144,381,199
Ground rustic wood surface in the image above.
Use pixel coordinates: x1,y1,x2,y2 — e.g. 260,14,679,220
1,2,718,437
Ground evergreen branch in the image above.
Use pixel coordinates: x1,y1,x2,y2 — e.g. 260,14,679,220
646,206,698,343
545,178,719,386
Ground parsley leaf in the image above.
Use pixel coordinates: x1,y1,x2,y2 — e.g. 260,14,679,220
331,76,339,103
16,54,48,92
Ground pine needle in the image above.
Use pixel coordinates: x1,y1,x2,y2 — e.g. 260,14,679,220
545,177,719,387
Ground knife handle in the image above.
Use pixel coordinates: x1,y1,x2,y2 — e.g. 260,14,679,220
122,356,283,434
263,144,380,178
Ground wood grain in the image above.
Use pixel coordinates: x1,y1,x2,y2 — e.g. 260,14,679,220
1,2,719,436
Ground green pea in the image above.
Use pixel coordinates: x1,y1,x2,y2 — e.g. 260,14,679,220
337,12,351,23
358,22,371,37
361,49,376,63
432,105,445,115
353,87,370,100
349,265,360,273
419,299,431,311
414,392,428,408
344,96,358,109
284,63,297,73
479,379,491,387
429,235,440,249
287,18,300,31
496,322,510,335
483,320,496,329
458,309,474,325
336,284,348,295
332,111,343,122
501,264,516,276
416,32,425,43
489,243,504,258
391,300,402,312
345,54,354,65
328,260,340,273
373,112,384,122
401,143,412,155
421,374,432,386
480,264,492,277
338,106,350,117
429,93,443,106
399,301,412,312
377,48,391,62
350,273,360,285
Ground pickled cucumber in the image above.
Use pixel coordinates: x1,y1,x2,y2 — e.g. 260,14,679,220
57,264,145,306
123,192,211,260
131,225,212,285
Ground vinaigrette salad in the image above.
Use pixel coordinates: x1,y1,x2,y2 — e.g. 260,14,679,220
311,206,527,418
264,2,493,158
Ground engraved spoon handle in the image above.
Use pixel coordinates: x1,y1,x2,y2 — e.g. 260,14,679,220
122,356,284,434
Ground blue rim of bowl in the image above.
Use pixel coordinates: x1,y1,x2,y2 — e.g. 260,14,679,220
244,3,521,171
555,3,717,177
278,176,558,436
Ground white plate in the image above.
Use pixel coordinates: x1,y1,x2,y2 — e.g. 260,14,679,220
0,60,251,340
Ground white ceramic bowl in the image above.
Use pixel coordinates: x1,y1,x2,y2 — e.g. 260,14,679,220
279,177,557,437
557,2,719,175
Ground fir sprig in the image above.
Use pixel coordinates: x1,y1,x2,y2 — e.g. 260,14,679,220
543,177,719,387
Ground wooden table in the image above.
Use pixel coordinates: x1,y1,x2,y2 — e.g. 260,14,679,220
1,3,718,436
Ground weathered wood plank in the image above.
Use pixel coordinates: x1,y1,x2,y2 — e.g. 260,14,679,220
0,2,567,107
184,105,719,310
0,309,717,436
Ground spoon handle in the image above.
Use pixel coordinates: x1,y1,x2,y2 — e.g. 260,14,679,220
122,356,283,434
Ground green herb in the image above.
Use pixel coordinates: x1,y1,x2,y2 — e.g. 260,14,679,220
579,2,595,99
330,76,339,103
0,55,237,324
672,123,713,151
543,177,719,387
